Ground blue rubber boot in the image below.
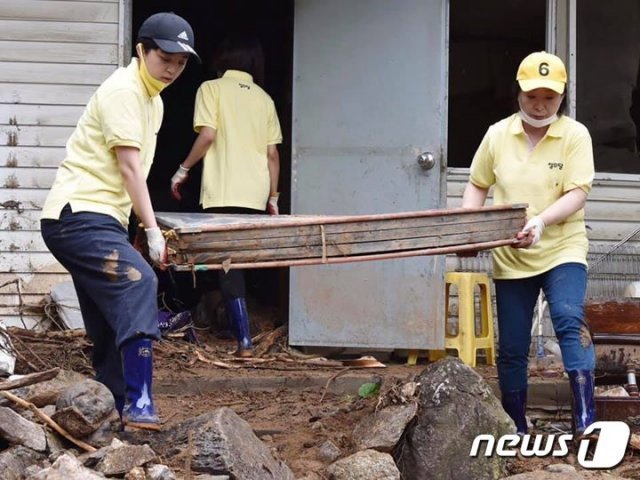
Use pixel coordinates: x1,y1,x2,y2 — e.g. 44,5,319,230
121,338,160,430
227,297,253,357
568,370,596,436
501,389,528,434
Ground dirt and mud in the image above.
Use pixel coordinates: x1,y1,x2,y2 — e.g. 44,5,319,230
7,319,640,479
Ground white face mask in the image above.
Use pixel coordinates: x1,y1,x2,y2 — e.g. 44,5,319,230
518,109,558,128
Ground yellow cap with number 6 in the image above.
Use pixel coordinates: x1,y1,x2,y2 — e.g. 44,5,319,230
516,51,567,94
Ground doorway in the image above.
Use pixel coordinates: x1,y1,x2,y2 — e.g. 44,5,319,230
132,1,294,315
447,0,546,168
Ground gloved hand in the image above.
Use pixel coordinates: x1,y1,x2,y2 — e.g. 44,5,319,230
145,226,167,266
171,165,190,201
267,193,279,215
522,216,545,247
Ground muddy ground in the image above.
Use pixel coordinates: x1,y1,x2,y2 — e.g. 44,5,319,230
8,321,640,479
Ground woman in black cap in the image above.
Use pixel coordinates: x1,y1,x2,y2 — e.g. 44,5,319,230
40,12,200,430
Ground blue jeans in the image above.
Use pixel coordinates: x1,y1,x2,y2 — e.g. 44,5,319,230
41,205,160,402
495,262,595,392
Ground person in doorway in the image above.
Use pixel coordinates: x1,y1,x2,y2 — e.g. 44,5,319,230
40,12,200,430
170,35,282,358
461,52,596,438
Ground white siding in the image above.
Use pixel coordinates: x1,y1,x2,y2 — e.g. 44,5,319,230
0,0,121,327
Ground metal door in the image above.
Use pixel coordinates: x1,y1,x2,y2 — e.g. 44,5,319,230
290,0,448,349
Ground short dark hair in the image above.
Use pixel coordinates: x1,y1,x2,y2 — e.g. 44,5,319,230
135,37,160,54
213,35,265,86
511,81,567,116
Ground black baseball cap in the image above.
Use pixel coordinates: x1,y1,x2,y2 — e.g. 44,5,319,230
138,12,201,63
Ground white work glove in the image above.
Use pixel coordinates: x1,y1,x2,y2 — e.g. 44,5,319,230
522,216,545,247
145,226,167,266
170,165,190,201
267,193,279,215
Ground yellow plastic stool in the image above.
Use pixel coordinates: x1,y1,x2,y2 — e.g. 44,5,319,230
407,272,496,367
443,272,496,367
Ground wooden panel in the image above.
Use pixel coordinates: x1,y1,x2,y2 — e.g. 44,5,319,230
0,273,70,294
0,62,115,86
0,41,118,64
0,105,84,127
0,83,95,105
0,167,58,189
586,300,640,334
0,125,74,147
0,293,46,309
0,210,46,231
0,252,64,273
0,20,118,43
0,315,45,329
0,189,50,209
0,1,118,23
586,222,640,242
584,201,640,222
0,147,65,168
161,208,526,266
0,231,48,252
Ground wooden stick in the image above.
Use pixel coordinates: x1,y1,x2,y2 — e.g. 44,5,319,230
0,367,60,391
7,333,48,370
0,390,97,452
172,238,517,271
194,350,237,369
320,368,351,403
253,325,287,358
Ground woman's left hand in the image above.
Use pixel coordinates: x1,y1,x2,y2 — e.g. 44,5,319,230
513,216,545,249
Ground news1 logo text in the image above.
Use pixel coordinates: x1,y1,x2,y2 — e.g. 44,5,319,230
470,421,630,469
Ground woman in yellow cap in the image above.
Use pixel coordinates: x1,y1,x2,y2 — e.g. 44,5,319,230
461,51,595,438
40,12,200,430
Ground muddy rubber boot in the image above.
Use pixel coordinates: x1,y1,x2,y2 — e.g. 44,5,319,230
121,338,160,431
568,370,596,438
227,297,253,357
501,389,528,434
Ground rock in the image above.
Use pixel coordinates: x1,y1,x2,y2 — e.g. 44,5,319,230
325,449,400,480
1,370,86,407
544,464,577,473
394,357,514,480
501,469,628,480
95,443,157,476
352,402,417,453
318,440,342,462
52,379,118,441
0,445,46,480
27,453,106,480
45,430,68,457
146,464,177,480
124,466,146,480
149,407,294,479
0,406,47,451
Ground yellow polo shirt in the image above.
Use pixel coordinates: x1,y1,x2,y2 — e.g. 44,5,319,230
469,114,594,279
41,59,163,226
194,70,282,210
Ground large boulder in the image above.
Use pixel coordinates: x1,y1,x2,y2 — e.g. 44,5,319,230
395,357,514,479
149,407,294,479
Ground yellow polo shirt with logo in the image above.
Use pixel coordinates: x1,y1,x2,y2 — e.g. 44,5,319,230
41,58,163,226
194,70,282,210
469,114,594,279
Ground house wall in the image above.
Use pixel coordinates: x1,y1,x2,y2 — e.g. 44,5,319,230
0,0,122,327
0,1,638,330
